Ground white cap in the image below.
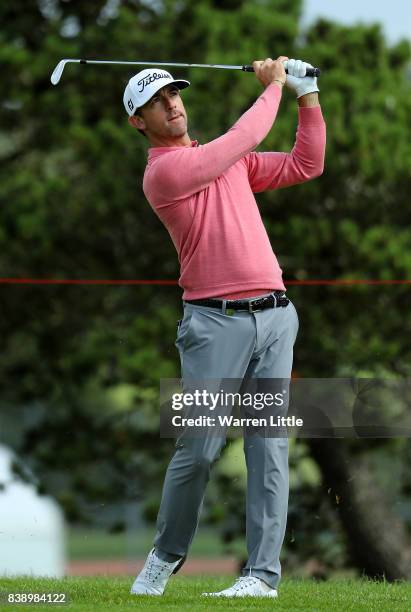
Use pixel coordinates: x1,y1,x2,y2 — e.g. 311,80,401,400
123,68,190,116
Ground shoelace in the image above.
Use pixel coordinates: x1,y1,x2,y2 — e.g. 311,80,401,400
231,577,261,592
143,554,172,582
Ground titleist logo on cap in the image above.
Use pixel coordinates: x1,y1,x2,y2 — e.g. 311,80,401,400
137,71,171,93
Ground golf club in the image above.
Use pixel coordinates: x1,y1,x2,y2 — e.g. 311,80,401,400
50,58,321,85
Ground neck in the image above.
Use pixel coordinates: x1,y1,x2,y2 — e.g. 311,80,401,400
148,132,192,148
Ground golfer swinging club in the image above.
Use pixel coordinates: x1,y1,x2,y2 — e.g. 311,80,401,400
125,56,326,598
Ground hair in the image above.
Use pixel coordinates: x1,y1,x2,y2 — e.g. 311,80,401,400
133,109,148,139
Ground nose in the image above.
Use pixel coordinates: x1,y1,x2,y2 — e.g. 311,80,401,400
163,94,176,109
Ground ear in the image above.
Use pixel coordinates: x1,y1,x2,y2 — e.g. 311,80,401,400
128,115,146,130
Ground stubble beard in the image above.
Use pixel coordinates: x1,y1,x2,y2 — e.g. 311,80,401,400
167,114,187,137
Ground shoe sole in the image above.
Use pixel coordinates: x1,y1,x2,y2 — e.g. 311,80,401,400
202,592,278,598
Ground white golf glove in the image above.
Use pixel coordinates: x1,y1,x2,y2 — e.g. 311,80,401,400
284,59,319,98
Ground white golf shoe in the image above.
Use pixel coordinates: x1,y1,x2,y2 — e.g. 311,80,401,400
202,576,278,598
130,548,181,595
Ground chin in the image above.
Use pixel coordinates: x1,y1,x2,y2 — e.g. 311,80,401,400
168,126,186,137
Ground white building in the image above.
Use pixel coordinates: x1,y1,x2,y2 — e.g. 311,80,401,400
0,444,66,577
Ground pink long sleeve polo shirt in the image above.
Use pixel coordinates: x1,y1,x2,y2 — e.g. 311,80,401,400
143,83,326,300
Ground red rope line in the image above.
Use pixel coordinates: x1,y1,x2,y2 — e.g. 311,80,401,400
0,278,410,286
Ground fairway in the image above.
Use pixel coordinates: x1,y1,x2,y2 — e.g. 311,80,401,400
0,576,410,611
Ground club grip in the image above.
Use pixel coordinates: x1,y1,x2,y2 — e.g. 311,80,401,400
242,65,321,77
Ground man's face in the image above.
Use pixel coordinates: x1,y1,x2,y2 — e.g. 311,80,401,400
133,84,188,141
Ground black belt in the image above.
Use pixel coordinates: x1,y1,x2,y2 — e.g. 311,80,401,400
185,290,289,313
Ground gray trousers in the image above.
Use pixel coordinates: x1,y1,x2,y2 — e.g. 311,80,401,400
154,293,299,589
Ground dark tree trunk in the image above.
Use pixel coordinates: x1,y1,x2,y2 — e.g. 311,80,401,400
308,439,411,580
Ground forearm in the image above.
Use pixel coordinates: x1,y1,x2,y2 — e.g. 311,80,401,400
298,92,319,107
205,82,283,163
246,104,326,191
281,104,325,182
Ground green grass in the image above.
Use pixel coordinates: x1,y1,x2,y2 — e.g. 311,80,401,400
0,576,410,611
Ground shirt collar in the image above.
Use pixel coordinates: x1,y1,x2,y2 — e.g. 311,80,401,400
147,140,198,162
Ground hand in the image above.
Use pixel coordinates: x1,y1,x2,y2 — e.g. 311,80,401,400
284,58,319,98
253,56,288,89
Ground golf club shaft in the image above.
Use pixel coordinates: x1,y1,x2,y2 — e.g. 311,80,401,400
51,58,321,85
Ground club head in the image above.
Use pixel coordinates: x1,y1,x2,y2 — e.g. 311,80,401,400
50,60,68,85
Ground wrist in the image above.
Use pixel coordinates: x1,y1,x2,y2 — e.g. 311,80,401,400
297,92,319,107
271,78,285,89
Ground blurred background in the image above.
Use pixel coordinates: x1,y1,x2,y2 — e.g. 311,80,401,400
0,0,410,581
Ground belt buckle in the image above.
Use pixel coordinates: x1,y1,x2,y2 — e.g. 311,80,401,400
248,297,263,313
248,294,276,312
